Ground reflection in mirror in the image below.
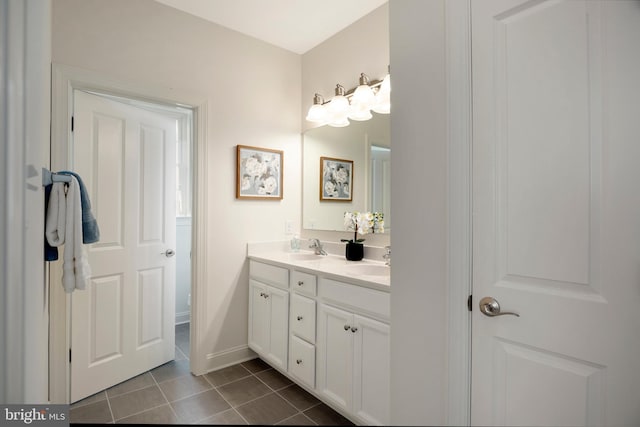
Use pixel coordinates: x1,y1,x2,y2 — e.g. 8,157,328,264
303,113,390,232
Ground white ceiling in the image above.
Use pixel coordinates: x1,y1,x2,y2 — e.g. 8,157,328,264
153,0,388,54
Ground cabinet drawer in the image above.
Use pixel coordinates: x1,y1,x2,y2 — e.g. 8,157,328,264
289,335,315,388
250,260,289,290
319,278,390,320
290,293,316,343
290,270,317,296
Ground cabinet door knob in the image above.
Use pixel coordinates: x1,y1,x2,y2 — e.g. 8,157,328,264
264,293,269,299
297,281,304,286
259,292,265,297
297,316,303,321
351,327,358,333
296,359,303,365
344,325,351,331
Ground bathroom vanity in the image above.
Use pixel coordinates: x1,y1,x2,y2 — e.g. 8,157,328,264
247,242,390,426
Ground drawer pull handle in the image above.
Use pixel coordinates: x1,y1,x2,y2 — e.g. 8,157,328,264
298,281,304,286
344,325,351,331
351,327,358,333
297,316,303,321
296,359,303,365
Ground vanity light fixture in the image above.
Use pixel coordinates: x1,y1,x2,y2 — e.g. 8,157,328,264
306,71,390,127
326,84,350,127
305,93,328,125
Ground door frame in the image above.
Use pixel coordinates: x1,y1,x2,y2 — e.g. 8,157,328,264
49,63,210,403
445,0,473,425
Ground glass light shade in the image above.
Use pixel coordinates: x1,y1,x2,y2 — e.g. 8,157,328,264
348,103,373,121
372,74,391,114
351,84,375,109
328,115,350,127
326,94,350,127
306,103,327,124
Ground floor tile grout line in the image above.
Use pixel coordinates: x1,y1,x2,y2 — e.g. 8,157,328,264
104,373,157,401
277,411,319,426
104,390,116,424
275,388,324,414
149,368,182,424
68,391,107,411
174,343,188,360
205,372,253,389
111,402,172,423
199,378,252,426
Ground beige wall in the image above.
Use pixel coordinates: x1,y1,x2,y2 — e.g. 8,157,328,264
52,0,302,370
389,0,448,424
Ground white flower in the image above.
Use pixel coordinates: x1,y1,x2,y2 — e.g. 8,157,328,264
262,176,278,194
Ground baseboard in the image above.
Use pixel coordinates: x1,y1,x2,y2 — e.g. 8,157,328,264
175,311,190,325
203,345,256,374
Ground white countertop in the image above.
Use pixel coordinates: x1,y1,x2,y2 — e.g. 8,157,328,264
247,241,390,292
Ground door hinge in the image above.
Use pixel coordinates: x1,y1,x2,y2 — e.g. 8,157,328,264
69,349,72,363
71,116,74,132
467,294,473,312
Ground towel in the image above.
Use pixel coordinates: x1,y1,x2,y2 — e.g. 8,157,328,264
44,184,59,261
45,177,92,293
59,171,100,244
45,182,67,248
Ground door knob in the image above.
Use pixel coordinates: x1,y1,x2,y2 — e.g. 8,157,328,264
479,296,519,317
163,249,176,258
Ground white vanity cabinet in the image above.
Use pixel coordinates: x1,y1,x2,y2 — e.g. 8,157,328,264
248,255,390,426
316,278,390,426
248,261,289,371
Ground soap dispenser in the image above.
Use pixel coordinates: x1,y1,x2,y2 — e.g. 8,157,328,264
290,234,300,252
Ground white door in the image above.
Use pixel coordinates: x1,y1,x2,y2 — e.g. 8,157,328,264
471,1,640,425
70,90,177,402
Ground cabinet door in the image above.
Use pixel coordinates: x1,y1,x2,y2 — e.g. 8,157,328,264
352,315,390,426
249,280,269,354
266,285,289,371
317,304,353,412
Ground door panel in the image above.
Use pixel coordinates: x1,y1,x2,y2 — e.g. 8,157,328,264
249,280,269,354
471,1,640,425
266,285,289,370
352,314,390,426
71,90,177,402
317,304,353,411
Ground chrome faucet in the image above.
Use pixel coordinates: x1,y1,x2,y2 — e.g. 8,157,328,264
309,238,327,256
383,245,391,266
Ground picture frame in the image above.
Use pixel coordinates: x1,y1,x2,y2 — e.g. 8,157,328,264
320,156,353,201
236,145,283,200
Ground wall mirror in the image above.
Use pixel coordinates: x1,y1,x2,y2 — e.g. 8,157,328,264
302,112,390,232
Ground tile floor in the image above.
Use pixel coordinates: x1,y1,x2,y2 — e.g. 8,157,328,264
70,324,353,425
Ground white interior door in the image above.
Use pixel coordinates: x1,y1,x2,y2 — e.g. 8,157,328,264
471,1,640,425
70,90,177,402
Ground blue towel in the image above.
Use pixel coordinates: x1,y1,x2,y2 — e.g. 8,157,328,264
59,171,100,244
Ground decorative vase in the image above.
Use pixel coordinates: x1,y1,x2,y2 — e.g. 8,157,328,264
345,242,364,261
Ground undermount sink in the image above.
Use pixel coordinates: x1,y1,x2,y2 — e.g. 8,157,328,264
345,263,390,277
287,252,323,262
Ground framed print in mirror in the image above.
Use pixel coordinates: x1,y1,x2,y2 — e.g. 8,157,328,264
320,156,353,201
236,145,283,200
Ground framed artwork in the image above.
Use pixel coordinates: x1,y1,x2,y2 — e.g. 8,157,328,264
320,156,353,201
236,145,283,200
